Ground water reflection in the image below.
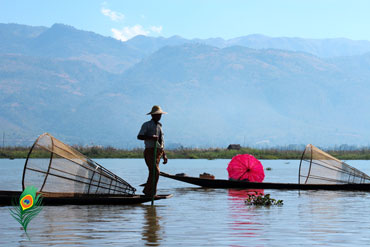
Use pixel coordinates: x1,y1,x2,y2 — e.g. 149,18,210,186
36,205,118,244
142,206,162,246
228,189,264,200
18,204,158,245
296,190,361,243
227,189,265,239
4,160,370,246
173,187,217,195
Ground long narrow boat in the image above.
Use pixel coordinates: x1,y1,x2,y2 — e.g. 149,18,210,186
0,190,172,206
160,172,370,191
161,144,370,191
5,133,172,206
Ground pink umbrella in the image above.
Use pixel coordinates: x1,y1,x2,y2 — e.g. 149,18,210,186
227,154,265,182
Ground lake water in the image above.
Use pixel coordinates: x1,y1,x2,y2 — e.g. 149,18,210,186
1,158,370,246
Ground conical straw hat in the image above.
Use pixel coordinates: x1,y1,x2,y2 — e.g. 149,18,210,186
146,105,167,115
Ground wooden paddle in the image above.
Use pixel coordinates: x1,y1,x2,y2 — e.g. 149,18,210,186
151,141,157,206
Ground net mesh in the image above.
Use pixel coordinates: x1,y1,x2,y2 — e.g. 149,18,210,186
299,144,370,184
23,133,136,195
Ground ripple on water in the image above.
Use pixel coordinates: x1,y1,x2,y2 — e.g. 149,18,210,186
2,159,370,246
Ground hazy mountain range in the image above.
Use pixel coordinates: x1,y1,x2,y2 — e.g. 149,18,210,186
2,23,370,148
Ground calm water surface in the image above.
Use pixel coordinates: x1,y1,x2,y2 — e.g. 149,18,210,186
1,158,370,246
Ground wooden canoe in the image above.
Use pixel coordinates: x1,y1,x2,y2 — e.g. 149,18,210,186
0,190,172,206
160,172,370,191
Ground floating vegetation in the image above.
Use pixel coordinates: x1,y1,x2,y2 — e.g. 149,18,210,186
245,193,283,206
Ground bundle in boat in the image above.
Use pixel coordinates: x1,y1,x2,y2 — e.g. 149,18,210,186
299,144,370,184
22,133,136,195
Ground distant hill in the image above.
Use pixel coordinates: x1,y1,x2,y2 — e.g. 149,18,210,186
2,23,370,148
126,34,370,58
0,23,46,55
113,44,370,147
0,23,144,73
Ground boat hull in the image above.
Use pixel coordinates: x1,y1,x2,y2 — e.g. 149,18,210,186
0,190,172,206
160,172,370,191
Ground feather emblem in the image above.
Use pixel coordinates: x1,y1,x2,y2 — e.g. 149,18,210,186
9,186,43,239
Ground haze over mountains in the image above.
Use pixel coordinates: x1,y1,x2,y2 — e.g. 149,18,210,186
2,23,370,148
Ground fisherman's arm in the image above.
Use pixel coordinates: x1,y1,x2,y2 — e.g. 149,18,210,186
137,134,158,141
137,123,158,141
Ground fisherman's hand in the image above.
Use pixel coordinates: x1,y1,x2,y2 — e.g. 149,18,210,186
163,154,168,164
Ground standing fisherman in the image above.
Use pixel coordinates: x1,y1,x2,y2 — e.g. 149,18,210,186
137,105,168,197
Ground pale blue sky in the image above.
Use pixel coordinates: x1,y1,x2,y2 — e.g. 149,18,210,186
0,0,369,41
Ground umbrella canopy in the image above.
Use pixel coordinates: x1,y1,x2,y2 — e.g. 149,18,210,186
227,154,265,182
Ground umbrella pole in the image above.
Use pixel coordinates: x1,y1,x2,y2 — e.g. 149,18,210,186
151,141,157,206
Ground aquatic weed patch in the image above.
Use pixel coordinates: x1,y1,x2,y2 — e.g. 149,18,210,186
245,193,283,206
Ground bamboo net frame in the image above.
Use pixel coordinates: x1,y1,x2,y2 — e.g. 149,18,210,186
22,133,136,195
299,144,370,184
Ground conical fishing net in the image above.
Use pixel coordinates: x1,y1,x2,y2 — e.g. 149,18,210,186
299,144,370,184
22,133,136,195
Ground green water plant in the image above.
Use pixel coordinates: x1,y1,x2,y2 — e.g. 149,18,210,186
245,193,283,206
